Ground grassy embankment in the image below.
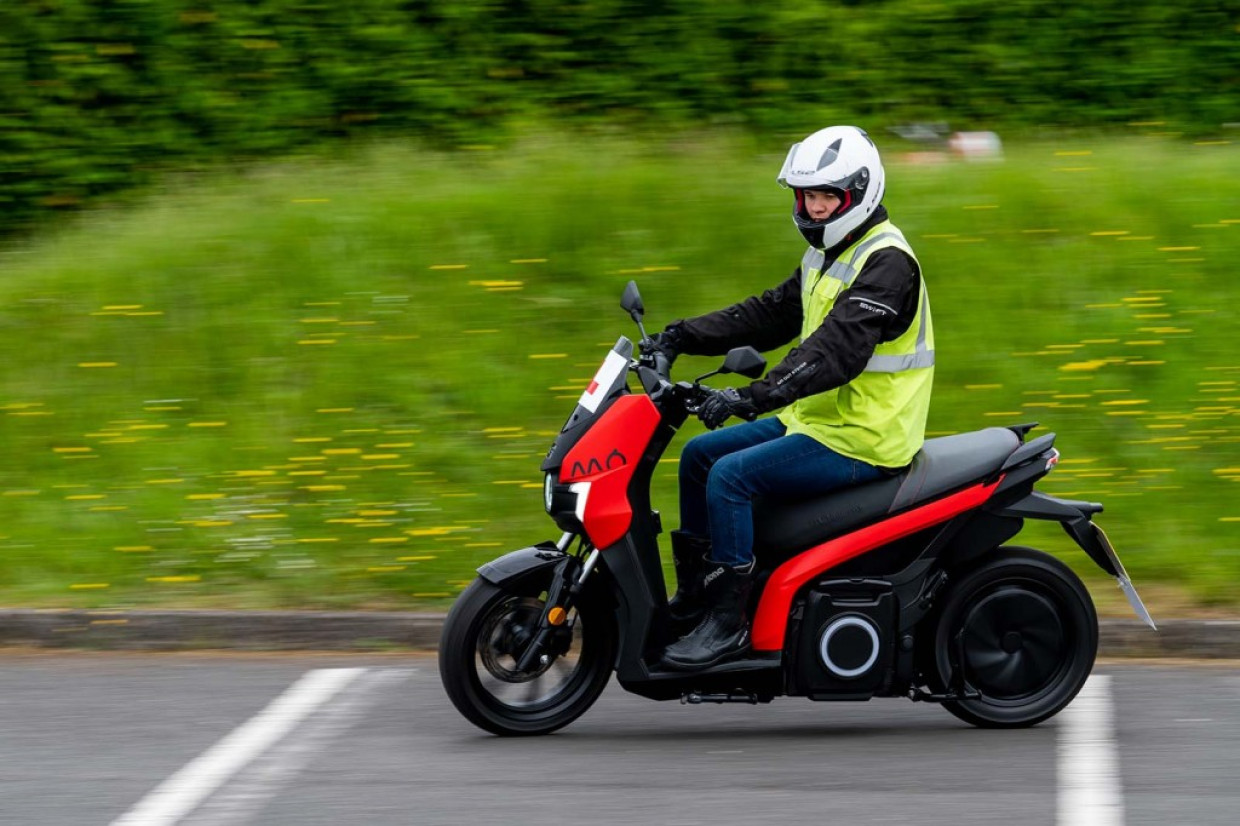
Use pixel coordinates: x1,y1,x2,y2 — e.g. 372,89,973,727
1,134,1237,612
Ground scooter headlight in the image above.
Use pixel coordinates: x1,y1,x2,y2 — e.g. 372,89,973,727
543,473,588,533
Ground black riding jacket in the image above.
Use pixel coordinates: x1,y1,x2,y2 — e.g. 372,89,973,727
671,206,921,414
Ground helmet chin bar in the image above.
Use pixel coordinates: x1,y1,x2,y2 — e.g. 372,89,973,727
793,189,861,249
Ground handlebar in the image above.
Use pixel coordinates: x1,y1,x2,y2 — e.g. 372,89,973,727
637,337,673,382
636,338,683,406
650,349,672,382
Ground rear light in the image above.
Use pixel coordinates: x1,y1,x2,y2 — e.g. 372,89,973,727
1046,449,1060,471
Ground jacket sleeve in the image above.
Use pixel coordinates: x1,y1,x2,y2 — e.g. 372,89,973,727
746,248,920,413
670,268,804,356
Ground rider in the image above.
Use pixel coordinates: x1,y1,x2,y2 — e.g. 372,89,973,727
648,125,935,670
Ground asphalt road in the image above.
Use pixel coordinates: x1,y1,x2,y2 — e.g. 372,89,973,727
1,652,1236,825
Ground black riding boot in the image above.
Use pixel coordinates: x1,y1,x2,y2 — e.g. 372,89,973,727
659,559,754,671
667,531,709,632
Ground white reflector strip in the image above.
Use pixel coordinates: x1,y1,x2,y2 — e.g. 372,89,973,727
578,350,629,413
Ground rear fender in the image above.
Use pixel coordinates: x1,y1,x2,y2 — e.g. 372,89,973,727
989,491,1156,629
477,542,566,589
989,491,1112,574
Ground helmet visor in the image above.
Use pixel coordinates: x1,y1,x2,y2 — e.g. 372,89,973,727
776,143,800,188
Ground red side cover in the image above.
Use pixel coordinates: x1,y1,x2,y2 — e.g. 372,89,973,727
560,395,661,549
750,478,1002,652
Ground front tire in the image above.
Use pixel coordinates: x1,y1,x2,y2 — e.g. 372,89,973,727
439,575,615,736
931,546,1098,728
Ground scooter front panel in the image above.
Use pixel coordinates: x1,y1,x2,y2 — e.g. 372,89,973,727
560,394,661,549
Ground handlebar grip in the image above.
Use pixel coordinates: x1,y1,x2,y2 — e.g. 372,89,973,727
681,383,711,413
652,350,672,381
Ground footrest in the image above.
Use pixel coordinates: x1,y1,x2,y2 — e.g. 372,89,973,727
646,651,781,678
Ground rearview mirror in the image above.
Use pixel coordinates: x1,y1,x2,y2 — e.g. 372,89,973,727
621,281,644,323
720,346,767,379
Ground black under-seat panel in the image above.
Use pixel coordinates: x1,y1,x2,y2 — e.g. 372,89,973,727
752,474,904,557
752,427,1022,557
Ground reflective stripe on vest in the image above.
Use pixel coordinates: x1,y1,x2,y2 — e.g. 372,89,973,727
802,230,919,289
865,286,934,373
801,227,935,374
801,247,855,285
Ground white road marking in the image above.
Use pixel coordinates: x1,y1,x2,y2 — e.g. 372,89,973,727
1057,674,1124,826
181,668,412,826
111,668,368,826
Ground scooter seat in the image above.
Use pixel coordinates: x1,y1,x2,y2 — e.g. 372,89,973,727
752,427,1022,556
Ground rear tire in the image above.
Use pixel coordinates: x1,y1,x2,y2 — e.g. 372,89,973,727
931,546,1097,728
439,575,615,736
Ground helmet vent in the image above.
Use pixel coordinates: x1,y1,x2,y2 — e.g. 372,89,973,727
817,138,843,170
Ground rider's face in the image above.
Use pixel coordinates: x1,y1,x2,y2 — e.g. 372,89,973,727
803,189,842,221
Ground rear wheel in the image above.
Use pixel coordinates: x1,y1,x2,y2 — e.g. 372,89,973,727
439,575,615,736
931,546,1097,728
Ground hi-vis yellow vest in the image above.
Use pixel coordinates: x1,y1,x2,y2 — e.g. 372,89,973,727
777,220,934,468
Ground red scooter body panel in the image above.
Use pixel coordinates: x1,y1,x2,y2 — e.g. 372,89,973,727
751,478,1003,652
561,394,661,549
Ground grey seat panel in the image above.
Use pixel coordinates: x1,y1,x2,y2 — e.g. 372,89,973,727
888,427,1021,512
752,427,1021,558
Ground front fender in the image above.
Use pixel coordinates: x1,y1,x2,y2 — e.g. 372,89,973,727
476,542,566,588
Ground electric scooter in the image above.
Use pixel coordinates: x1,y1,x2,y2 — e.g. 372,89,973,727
439,282,1155,736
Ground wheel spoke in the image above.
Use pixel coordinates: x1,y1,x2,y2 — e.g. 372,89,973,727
967,646,1010,673
1021,634,1064,677
966,606,1005,648
993,650,1024,688
1001,594,1048,627
1019,646,1051,689
1020,621,1064,650
478,670,506,702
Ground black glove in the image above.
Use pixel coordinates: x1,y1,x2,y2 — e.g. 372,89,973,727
644,324,685,366
697,387,760,430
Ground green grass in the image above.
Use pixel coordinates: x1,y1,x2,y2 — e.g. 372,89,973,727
1,132,1238,611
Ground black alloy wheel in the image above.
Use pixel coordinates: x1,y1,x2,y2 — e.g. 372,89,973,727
930,546,1098,728
439,574,616,736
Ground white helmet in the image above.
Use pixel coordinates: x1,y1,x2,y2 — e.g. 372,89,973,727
777,125,885,250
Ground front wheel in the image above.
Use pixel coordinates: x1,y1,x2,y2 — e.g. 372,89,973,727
930,546,1098,728
439,575,616,736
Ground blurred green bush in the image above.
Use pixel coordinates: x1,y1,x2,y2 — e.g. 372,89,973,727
2,0,1237,232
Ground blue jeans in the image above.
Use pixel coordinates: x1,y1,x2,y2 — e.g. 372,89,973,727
678,417,886,567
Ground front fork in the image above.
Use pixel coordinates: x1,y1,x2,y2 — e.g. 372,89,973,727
513,537,601,672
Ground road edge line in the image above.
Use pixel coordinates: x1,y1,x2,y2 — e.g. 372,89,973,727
110,667,367,826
